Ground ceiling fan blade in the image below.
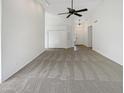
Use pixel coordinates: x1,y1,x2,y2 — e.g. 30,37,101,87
58,12,69,15
74,13,82,17
75,8,88,12
66,14,72,18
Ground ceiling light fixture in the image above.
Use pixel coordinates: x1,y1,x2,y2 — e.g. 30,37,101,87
78,19,81,26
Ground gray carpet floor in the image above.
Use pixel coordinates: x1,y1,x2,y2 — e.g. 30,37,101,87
0,46,123,93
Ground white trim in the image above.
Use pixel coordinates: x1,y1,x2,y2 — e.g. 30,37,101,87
0,0,1,84
93,48,123,66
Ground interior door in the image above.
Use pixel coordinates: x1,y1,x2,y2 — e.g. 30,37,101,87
48,31,67,48
88,25,92,48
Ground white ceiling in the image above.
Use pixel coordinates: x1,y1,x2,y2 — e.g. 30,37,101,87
45,0,102,13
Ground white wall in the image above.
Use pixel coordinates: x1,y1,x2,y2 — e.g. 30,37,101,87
0,0,1,83
2,0,45,81
92,0,123,65
45,12,74,48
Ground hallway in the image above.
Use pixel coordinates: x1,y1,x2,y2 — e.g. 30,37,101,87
0,46,122,93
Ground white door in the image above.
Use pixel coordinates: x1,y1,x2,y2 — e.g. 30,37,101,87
48,31,68,48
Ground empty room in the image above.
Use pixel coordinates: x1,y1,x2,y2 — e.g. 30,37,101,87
0,0,123,93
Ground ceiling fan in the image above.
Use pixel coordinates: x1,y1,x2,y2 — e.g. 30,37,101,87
58,0,88,18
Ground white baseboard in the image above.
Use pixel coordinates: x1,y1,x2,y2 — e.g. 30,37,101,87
92,48,122,66
1,49,46,82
